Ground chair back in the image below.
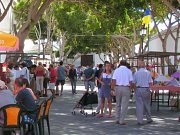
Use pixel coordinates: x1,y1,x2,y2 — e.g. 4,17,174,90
44,96,53,117
0,104,22,128
37,101,45,121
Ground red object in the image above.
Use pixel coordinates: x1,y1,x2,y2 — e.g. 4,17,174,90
0,63,7,82
50,68,56,83
2,63,7,73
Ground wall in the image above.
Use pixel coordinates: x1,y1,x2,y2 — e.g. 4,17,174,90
148,25,180,75
0,0,13,33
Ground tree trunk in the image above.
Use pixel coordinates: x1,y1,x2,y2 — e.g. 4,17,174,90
98,53,105,63
174,22,180,66
162,0,180,17
58,32,67,61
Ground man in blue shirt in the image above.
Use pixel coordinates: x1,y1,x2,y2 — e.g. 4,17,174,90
133,61,153,125
56,61,66,96
84,64,95,92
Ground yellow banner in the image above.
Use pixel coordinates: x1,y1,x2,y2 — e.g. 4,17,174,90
0,33,18,47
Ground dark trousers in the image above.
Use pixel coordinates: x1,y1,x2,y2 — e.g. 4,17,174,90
70,79,76,94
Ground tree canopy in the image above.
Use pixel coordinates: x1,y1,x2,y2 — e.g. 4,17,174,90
12,0,180,62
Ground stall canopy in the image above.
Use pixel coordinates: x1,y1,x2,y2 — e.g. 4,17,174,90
0,32,19,51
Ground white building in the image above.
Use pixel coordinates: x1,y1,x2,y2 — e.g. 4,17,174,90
0,0,14,33
148,25,180,74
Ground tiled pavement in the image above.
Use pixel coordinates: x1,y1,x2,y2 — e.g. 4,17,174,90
45,83,180,135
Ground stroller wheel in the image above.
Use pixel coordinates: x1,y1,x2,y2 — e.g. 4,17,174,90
92,112,96,116
80,110,85,114
72,111,76,115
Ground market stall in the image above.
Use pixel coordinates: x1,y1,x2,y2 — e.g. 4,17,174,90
0,32,19,82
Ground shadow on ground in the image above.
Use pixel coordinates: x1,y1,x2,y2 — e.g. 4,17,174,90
44,84,180,135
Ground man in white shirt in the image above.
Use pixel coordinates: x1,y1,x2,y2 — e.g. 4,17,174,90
20,62,30,83
12,65,21,79
112,60,133,125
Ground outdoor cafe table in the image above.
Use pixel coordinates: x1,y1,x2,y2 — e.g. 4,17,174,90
151,86,180,111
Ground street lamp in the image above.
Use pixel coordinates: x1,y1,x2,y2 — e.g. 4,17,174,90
41,39,46,61
140,26,147,54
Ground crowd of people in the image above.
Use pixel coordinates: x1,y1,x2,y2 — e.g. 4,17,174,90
0,59,164,134
82,60,153,125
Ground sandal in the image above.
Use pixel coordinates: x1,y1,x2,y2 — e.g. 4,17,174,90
97,114,103,118
107,115,113,118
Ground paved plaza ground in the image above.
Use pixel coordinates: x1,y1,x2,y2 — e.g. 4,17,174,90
45,82,180,135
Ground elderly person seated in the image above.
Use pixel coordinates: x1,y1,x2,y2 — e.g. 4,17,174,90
0,80,15,134
14,77,37,120
0,80,15,124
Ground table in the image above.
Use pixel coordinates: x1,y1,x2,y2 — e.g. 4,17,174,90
151,86,180,111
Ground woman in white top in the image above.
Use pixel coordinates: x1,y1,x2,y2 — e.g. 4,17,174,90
97,62,113,118
6,63,15,91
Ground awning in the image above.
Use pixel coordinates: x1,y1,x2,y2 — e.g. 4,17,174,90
0,32,19,51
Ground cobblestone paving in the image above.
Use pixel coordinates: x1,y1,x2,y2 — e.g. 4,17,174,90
42,83,180,135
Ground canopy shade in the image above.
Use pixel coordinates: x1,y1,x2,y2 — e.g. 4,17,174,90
155,75,170,82
0,32,19,51
172,72,180,78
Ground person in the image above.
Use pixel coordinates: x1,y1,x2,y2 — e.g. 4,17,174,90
95,64,104,113
29,64,37,93
13,65,21,79
22,78,37,101
20,62,30,83
48,64,56,97
35,62,45,96
0,80,15,125
84,64,95,92
56,61,66,96
43,64,50,97
133,61,153,125
77,66,82,80
68,65,77,94
112,60,133,125
6,63,15,91
14,77,37,118
0,80,15,135
97,62,112,118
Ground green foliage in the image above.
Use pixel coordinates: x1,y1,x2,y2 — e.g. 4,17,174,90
13,0,175,58
14,0,31,28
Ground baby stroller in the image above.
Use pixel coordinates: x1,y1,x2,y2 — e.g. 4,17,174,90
72,92,98,116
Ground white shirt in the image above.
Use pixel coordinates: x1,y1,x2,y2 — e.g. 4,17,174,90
12,69,21,79
20,67,30,82
112,66,133,86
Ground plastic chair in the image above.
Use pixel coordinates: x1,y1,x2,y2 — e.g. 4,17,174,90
42,96,54,135
22,101,45,135
0,104,22,135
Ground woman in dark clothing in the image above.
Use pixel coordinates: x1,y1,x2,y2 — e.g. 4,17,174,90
68,65,77,94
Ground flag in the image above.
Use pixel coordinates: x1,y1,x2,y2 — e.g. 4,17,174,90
142,9,151,27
